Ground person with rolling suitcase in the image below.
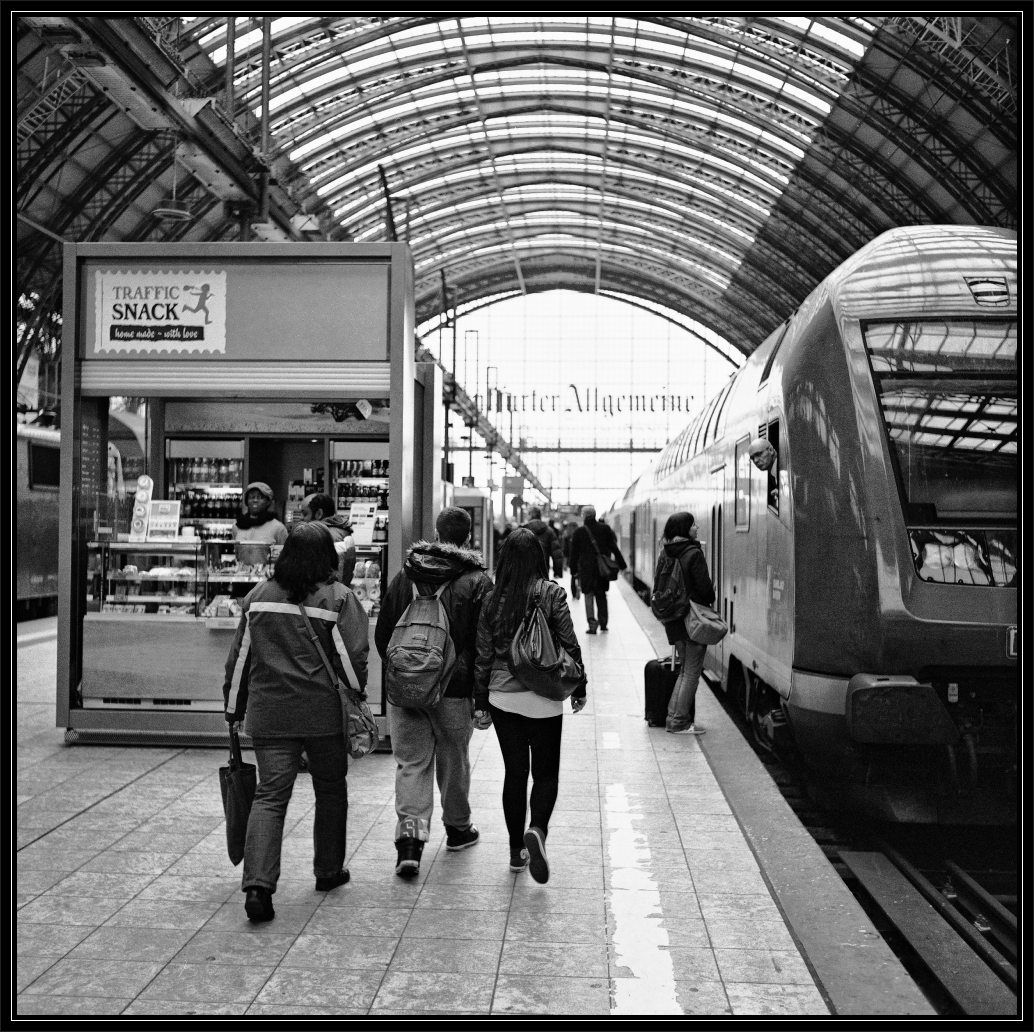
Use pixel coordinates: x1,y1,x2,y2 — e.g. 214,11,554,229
649,512,715,735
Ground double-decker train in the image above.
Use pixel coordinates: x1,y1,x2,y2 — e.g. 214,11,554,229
606,225,1017,824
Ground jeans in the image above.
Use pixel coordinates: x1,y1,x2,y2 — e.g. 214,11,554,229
243,734,348,892
584,590,609,630
489,705,563,852
667,639,707,727
391,697,474,841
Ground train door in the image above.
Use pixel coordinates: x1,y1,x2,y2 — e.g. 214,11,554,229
709,466,726,681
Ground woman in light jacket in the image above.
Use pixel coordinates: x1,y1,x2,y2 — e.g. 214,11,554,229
473,528,587,883
223,522,369,922
656,511,715,735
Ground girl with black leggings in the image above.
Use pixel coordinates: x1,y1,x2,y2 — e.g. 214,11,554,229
473,528,587,882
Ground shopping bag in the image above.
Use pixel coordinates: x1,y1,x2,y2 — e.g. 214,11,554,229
219,728,256,866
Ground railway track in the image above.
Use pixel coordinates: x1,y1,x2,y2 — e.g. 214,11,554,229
705,677,1018,1017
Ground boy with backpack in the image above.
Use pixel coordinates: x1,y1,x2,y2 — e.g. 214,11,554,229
374,507,493,878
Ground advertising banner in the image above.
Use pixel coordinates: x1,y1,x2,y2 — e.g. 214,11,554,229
95,270,227,354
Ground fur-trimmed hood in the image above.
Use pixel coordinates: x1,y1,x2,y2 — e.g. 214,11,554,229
403,539,486,585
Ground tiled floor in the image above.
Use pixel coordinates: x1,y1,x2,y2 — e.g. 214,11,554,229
17,591,829,1016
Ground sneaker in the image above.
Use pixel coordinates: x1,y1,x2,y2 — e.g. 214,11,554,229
523,826,549,884
244,886,275,922
315,869,350,891
586,628,597,635
445,823,480,851
600,625,608,631
509,848,530,872
395,837,424,879
666,723,706,735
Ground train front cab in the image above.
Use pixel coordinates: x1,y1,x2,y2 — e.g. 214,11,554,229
767,230,1017,824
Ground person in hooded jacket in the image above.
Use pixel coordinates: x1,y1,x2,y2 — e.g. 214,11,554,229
568,505,626,633
521,507,563,581
375,506,493,879
301,492,357,586
657,511,716,735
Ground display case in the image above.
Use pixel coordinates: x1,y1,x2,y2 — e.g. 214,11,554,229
165,439,244,541
332,441,390,546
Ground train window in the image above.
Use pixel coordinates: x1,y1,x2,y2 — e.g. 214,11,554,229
759,319,792,387
766,421,780,515
864,319,1016,526
734,436,751,529
29,443,60,490
705,381,732,445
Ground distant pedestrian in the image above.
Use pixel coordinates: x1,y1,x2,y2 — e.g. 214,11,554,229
474,528,587,882
521,506,563,580
223,522,369,922
561,520,577,570
375,507,493,880
568,505,626,634
655,512,715,735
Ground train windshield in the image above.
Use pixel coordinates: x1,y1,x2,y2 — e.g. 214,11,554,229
864,319,1016,587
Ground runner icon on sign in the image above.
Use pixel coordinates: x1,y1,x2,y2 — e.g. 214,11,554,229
182,283,214,324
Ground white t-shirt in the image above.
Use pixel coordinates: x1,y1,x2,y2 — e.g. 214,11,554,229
487,667,563,718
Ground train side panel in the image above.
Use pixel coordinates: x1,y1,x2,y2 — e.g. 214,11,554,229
17,429,61,606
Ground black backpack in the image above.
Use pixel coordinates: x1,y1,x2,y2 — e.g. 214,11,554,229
651,552,690,622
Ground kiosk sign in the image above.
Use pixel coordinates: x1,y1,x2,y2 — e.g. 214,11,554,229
95,269,227,353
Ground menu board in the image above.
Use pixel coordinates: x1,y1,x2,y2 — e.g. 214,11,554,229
146,500,182,541
349,503,377,545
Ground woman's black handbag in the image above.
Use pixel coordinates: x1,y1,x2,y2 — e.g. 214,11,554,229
587,528,620,581
219,728,256,866
297,604,379,759
508,583,585,701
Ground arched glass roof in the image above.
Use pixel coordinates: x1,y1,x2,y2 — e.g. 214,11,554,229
17,15,1018,376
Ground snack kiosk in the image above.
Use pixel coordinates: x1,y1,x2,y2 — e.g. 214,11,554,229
57,242,441,744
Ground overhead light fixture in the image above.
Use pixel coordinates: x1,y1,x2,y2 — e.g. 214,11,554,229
153,142,194,223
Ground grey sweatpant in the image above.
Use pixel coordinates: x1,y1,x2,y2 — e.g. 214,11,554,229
390,697,474,841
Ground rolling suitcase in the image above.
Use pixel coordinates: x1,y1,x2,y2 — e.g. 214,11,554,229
644,651,679,727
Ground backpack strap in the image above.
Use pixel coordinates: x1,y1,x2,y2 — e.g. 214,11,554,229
412,581,451,599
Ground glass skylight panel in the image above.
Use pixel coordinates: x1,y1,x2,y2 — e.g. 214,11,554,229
776,17,867,59
208,17,312,65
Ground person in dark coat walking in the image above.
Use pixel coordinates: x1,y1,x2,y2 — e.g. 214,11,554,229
656,511,715,735
375,506,493,880
521,507,563,581
568,505,626,634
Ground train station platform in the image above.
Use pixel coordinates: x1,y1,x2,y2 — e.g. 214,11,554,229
17,587,933,1016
